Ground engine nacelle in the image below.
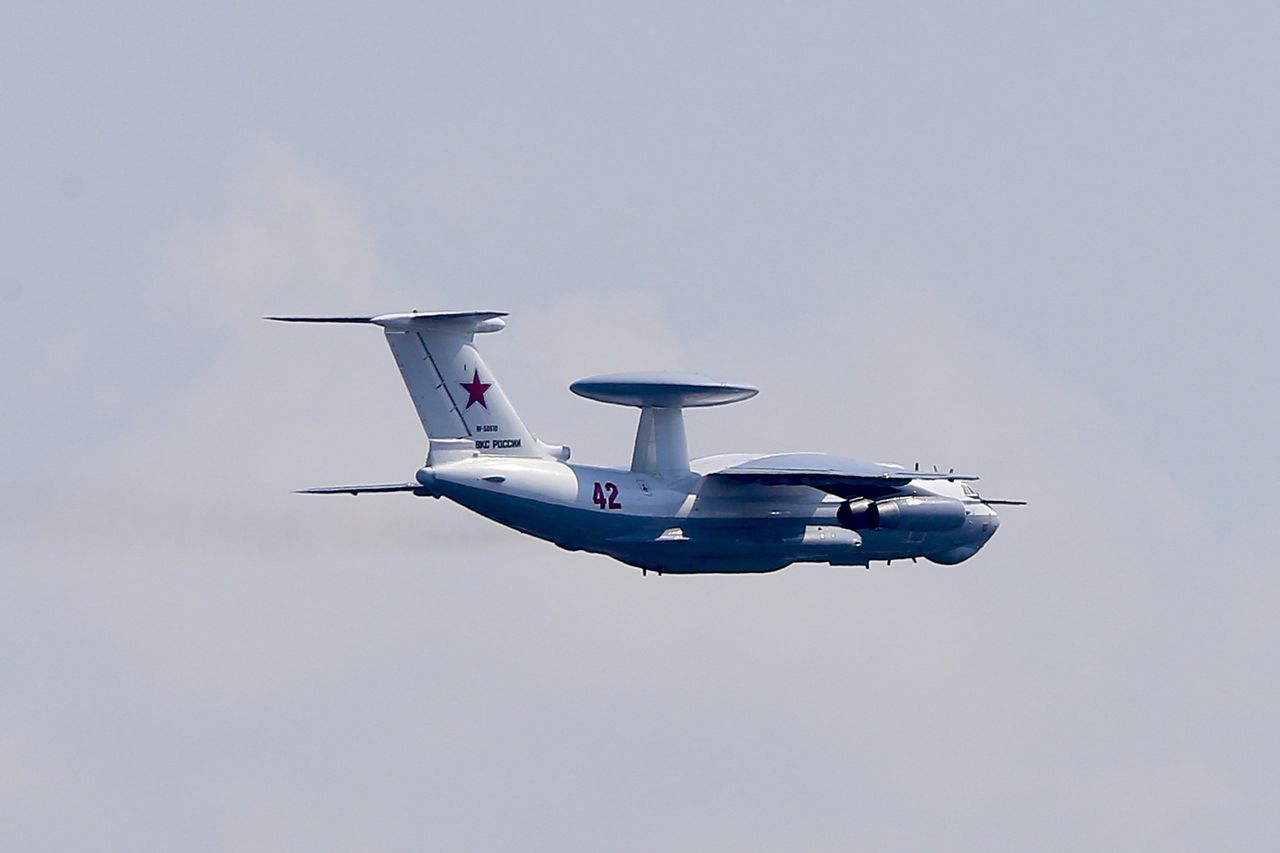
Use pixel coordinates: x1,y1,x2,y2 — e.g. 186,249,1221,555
837,496,967,532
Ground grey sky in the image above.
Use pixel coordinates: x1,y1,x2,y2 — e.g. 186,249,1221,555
3,2,1277,850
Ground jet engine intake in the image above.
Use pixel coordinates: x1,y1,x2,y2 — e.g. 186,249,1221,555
837,496,966,532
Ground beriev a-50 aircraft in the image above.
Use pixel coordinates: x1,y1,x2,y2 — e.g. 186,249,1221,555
271,310,1020,574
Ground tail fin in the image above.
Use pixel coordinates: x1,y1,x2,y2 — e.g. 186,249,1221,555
268,311,548,462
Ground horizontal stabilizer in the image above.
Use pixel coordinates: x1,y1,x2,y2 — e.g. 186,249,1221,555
265,311,508,332
296,483,422,496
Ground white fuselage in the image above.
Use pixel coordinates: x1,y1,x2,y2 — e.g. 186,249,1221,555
272,311,1009,574
416,454,1000,574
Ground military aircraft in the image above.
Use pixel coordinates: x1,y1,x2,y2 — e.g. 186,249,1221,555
270,310,1020,574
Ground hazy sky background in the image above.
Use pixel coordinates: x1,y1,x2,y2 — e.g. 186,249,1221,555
3,2,1277,850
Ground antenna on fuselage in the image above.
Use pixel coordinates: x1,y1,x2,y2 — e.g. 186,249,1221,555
569,372,758,478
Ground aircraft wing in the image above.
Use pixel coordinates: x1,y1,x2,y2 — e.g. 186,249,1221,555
295,483,422,495
706,453,976,498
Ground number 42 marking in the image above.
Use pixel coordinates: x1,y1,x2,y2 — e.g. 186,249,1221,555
592,482,622,510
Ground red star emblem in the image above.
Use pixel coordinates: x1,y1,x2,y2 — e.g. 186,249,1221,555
460,369,492,409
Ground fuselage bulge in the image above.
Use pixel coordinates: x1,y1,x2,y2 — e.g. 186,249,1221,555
270,310,1012,575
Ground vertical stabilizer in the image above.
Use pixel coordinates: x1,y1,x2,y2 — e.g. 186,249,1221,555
267,311,546,462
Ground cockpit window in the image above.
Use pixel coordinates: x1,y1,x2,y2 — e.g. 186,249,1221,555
962,484,978,498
